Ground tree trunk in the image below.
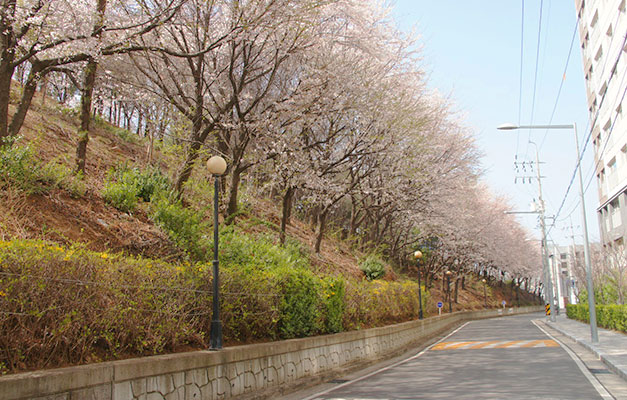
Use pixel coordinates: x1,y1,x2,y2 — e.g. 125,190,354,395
146,123,154,164
0,59,13,141
136,111,142,136
454,278,460,303
40,76,47,106
75,59,98,174
279,186,295,245
314,209,328,253
174,140,202,193
0,2,16,141
75,0,107,175
226,167,242,220
349,196,358,236
8,62,45,138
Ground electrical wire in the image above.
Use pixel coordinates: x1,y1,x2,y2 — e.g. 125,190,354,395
539,18,580,150
546,29,627,237
516,0,526,156
524,0,544,159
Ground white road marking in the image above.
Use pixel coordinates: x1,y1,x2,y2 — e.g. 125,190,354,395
532,319,613,400
301,322,472,400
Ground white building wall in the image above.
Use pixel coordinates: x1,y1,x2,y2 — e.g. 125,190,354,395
576,0,627,248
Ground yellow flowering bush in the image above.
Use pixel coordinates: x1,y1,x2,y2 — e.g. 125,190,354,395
0,238,431,374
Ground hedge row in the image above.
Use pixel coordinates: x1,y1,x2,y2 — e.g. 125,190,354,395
0,239,426,373
566,303,627,333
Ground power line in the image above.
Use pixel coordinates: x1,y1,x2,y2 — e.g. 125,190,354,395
524,0,544,159
550,13,625,226
546,29,627,237
516,0,526,156
539,18,579,150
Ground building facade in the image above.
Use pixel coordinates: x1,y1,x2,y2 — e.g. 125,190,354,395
548,245,582,308
576,0,627,248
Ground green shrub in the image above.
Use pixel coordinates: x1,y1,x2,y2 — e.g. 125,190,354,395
0,138,41,193
41,162,86,198
0,137,84,196
276,267,321,338
102,181,138,213
219,228,310,271
132,167,170,202
320,276,345,333
566,303,627,333
359,255,386,280
151,198,208,260
103,165,171,213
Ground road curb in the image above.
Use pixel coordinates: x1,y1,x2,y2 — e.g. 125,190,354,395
538,319,627,383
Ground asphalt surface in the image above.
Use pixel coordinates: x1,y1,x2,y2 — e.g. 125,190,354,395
294,313,622,400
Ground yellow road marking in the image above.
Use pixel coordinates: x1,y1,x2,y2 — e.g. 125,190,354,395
520,340,544,348
446,341,478,349
431,339,559,350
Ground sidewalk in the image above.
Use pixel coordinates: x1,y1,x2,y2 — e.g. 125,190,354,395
541,314,627,381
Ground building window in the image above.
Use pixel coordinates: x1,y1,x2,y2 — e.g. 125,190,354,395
591,9,599,27
595,45,603,61
611,198,621,228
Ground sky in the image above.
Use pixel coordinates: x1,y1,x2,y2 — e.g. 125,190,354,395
390,1,599,247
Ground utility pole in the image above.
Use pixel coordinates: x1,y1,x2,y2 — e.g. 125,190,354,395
566,217,580,304
511,144,556,321
498,122,598,342
531,143,557,322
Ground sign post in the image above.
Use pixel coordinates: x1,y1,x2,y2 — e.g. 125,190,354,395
437,301,443,316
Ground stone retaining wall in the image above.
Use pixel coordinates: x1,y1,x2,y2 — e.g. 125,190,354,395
0,306,541,400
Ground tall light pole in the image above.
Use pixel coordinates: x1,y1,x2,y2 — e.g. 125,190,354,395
414,250,424,319
482,278,487,307
207,155,227,350
498,123,598,342
445,270,452,313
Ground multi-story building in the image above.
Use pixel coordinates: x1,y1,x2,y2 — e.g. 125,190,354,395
548,244,582,307
575,0,627,248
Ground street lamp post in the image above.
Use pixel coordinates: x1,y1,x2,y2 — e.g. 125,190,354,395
498,123,598,342
482,278,487,308
446,270,452,313
414,250,424,320
515,282,520,307
207,155,227,350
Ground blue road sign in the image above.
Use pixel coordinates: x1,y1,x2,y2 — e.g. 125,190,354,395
437,301,443,308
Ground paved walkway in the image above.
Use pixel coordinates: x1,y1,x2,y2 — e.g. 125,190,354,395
541,314,627,382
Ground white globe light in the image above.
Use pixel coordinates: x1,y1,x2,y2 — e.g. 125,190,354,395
207,155,227,175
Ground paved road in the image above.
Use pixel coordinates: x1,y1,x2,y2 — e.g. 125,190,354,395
301,313,618,400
